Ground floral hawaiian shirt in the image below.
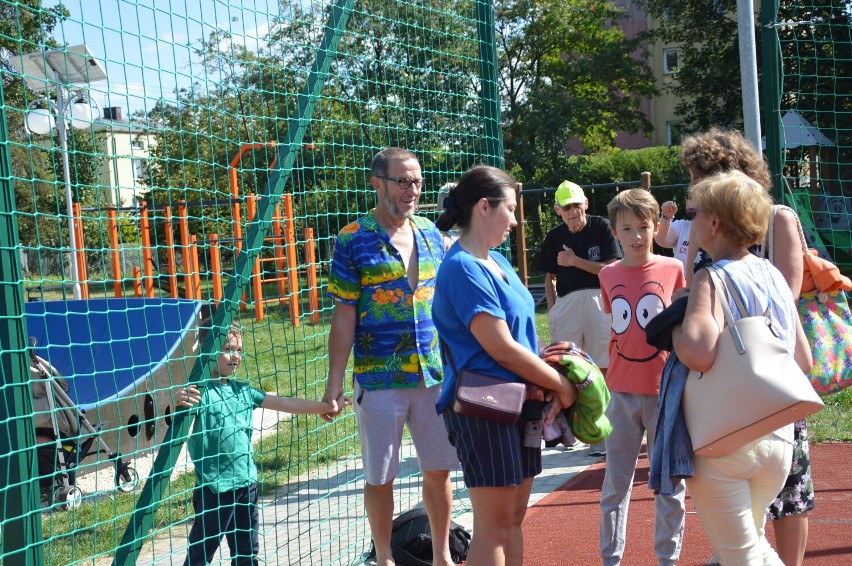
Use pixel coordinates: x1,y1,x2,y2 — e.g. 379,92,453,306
327,211,445,390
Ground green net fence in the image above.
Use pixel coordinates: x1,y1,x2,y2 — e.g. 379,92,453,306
0,0,501,564
771,0,851,272
2,0,851,564
766,0,852,446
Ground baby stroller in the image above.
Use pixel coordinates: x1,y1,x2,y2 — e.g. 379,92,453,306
29,338,139,510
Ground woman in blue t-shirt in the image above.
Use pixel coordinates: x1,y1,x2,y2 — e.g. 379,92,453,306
433,165,576,565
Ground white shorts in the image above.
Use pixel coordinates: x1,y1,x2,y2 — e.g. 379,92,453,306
547,288,610,369
354,380,459,485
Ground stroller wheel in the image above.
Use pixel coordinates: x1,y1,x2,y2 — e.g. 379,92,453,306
116,466,139,492
53,486,83,510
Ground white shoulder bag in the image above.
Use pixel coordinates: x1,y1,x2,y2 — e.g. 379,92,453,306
682,266,823,457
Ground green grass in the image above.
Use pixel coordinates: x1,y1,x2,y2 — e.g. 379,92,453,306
808,388,852,443
41,473,196,565
535,308,550,346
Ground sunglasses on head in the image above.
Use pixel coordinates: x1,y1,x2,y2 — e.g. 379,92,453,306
686,208,697,220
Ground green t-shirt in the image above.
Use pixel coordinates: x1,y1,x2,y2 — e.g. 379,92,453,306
187,379,267,493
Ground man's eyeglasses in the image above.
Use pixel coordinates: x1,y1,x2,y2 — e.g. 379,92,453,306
558,202,583,211
686,208,698,220
377,175,423,190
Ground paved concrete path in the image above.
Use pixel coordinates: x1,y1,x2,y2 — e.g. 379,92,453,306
134,440,601,565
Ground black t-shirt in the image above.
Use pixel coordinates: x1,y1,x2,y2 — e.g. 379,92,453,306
537,215,621,296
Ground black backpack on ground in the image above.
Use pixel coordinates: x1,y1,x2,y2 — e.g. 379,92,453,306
366,507,471,566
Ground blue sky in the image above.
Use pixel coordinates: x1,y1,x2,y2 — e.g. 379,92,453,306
44,0,275,116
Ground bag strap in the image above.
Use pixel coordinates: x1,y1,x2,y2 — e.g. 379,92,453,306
705,266,737,322
765,204,827,296
765,204,809,264
439,338,459,375
716,267,751,319
705,266,747,355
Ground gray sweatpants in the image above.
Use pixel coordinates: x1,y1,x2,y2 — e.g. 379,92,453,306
599,391,685,566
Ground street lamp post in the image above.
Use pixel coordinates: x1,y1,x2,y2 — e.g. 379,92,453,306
15,45,108,300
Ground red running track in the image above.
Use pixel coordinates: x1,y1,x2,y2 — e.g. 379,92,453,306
522,442,852,565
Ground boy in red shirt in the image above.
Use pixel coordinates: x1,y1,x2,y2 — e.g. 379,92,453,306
598,189,686,566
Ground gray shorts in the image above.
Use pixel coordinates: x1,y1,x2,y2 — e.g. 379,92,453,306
354,380,459,485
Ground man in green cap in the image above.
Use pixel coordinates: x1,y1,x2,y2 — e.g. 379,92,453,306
537,180,620,455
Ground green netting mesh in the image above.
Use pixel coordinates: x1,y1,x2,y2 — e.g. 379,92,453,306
766,0,852,446
2,1,851,564
0,0,497,563
772,1,851,272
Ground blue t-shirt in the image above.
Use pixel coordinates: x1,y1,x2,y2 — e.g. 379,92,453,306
433,243,539,413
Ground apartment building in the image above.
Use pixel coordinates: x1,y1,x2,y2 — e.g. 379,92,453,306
95,106,153,208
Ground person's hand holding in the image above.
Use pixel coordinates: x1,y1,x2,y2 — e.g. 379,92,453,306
543,377,577,423
557,245,577,267
545,377,577,422
661,201,678,219
320,395,352,420
320,384,347,423
543,396,560,424
176,384,202,408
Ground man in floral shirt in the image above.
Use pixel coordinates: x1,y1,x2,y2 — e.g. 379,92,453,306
323,147,458,566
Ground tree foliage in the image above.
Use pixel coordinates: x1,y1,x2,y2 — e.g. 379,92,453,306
128,0,661,272
1,1,105,269
140,0,661,232
497,0,657,184
632,0,747,132
2,2,106,274
140,0,489,266
0,0,68,94
1,1,70,254
634,0,852,154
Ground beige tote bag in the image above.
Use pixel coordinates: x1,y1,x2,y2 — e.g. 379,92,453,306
682,266,823,457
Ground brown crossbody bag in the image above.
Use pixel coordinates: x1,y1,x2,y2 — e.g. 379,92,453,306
441,339,526,424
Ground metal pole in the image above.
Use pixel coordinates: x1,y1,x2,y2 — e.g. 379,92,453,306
0,73,45,566
737,0,762,151
112,0,355,562
476,0,504,168
54,72,82,300
760,0,784,202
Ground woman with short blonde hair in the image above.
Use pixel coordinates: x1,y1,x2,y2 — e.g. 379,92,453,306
674,171,812,565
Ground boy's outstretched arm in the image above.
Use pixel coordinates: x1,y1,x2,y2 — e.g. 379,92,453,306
260,394,352,416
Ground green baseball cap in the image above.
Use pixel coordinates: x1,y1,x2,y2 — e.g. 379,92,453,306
555,180,586,206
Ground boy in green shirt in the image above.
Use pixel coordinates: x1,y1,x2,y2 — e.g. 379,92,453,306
176,323,347,565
